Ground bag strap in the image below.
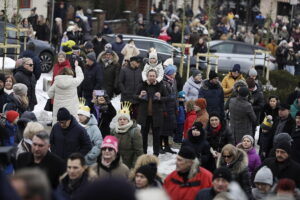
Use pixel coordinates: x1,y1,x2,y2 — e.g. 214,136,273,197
171,178,201,188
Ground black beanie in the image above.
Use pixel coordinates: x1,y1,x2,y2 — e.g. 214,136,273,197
192,69,201,78
209,71,218,80
275,141,291,155
238,86,249,97
209,112,221,120
178,146,196,160
213,167,232,182
57,107,72,121
136,163,157,184
191,122,203,131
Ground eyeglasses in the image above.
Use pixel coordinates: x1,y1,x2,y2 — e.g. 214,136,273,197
26,63,34,67
222,154,232,158
102,147,114,152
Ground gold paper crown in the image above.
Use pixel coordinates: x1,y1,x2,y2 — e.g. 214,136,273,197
119,101,131,115
79,97,86,108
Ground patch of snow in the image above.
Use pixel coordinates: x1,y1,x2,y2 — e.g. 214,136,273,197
0,57,16,70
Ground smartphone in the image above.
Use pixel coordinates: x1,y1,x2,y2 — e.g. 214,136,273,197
94,90,105,96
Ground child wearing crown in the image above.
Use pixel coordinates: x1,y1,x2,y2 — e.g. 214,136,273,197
111,102,143,169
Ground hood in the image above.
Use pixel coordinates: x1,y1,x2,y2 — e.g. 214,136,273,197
292,99,300,109
217,148,248,174
201,79,221,89
233,79,248,92
98,50,119,64
187,76,201,89
87,114,98,126
187,127,206,143
54,75,74,89
236,143,256,155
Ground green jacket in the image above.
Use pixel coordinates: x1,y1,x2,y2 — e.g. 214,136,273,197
290,99,300,119
112,121,143,169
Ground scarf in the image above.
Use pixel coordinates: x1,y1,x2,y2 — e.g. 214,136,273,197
211,124,222,135
115,120,133,133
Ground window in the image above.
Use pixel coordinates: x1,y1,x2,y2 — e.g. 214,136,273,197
210,43,234,53
235,44,254,54
153,42,173,55
20,0,31,9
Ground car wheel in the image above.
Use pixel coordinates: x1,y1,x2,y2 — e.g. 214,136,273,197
40,51,54,73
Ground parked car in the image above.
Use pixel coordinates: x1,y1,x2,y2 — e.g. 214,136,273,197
0,22,55,73
103,34,196,67
206,40,277,75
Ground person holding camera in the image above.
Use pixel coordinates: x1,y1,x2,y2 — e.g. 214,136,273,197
52,52,72,84
135,69,167,156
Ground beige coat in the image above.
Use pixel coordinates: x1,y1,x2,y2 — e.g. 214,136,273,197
121,44,140,63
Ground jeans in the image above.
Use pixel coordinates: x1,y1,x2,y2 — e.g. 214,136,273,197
285,65,295,75
141,116,160,155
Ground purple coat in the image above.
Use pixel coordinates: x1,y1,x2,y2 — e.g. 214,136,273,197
247,147,261,175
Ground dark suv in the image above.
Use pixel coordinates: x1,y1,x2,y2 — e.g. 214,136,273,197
0,22,55,73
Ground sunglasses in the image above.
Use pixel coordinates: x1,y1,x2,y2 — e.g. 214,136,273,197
222,154,232,158
102,147,114,152
26,63,34,67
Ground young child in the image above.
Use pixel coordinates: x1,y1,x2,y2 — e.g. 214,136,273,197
258,115,273,160
183,100,197,139
237,135,261,176
142,52,164,82
174,91,186,143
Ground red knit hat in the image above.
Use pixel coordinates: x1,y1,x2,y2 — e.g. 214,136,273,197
195,98,207,109
6,110,20,123
101,136,118,153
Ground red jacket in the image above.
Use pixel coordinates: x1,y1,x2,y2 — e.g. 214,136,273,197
183,111,197,139
164,167,212,200
52,60,72,84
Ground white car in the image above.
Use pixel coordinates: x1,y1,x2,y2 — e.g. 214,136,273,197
205,40,277,74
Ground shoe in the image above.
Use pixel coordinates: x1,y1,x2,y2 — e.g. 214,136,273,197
159,148,165,154
164,146,176,154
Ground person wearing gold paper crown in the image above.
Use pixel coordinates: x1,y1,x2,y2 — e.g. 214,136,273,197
78,98,103,165
111,102,143,169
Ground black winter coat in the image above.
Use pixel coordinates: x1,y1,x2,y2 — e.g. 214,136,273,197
0,89,8,112
261,103,279,123
249,87,265,124
161,76,177,136
199,80,225,119
14,66,37,110
16,151,66,189
35,23,50,41
272,114,295,136
4,93,28,114
90,102,116,138
136,81,167,128
291,128,300,164
92,38,107,57
263,157,300,188
19,50,42,80
195,188,216,200
100,62,120,98
119,66,142,103
50,116,92,160
80,62,103,99
182,128,213,171
206,121,234,153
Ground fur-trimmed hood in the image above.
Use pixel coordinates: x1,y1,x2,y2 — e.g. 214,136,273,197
216,148,248,174
97,50,119,64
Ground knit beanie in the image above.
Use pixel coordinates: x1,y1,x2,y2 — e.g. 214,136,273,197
275,141,291,155
248,68,257,77
213,167,232,182
6,110,20,123
78,105,91,118
242,135,254,145
246,78,256,89
273,133,293,146
192,69,201,78
149,52,158,60
238,86,249,97
178,91,186,99
209,112,221,120
191,122,203,132
57,107,72,121
136,164,157,184
85,41,94,49
164,64,177,76
254,166,273,185
13,83,28,96
261,115,273,131
86,52,96,62
178,146,196,160
101,136,118,153
195,98,207,109
117,34,123,41
232,64,241,73
209,71,218,80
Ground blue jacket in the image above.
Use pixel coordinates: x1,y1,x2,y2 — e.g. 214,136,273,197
3,121,17,174
50,116,92,160
19,50,42,80
199,80,224,119
177,102,185,124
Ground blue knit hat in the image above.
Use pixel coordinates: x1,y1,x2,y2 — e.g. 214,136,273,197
164,64,177,75
178,91,186,98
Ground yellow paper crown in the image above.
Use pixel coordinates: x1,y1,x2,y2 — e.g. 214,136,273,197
119,101,131,115
79,97,86,107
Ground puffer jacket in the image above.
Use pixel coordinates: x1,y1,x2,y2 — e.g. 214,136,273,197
237,144,261,176
111,121,143,169
83,114,103,165
221,72,245,99
183,76,201,101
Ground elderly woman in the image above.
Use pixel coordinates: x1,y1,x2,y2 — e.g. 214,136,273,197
111,106,143,169
52,52,72,83
93,135,129,179
14,57,37,111
48,62,84,124
217,144,252,199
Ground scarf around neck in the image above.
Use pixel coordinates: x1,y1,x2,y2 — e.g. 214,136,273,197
115,120,133,133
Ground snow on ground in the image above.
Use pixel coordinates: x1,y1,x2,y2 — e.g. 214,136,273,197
34,73,260,179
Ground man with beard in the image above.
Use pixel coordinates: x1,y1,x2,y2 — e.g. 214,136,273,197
262,141,300,188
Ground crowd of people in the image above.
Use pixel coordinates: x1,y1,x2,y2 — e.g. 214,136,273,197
0,2,300,200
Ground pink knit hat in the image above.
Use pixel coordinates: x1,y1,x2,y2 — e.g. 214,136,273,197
101,136,118,153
